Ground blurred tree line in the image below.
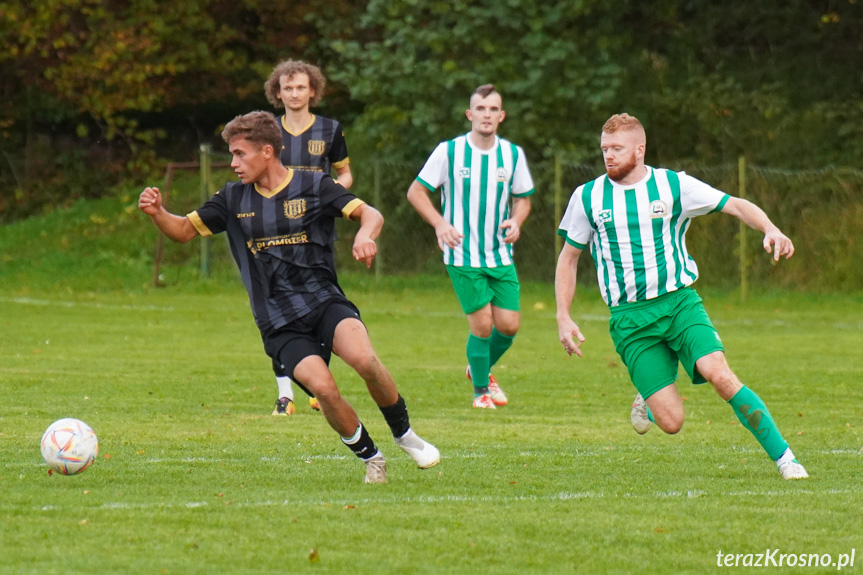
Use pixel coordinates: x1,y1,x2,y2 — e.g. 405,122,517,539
1,0,861,222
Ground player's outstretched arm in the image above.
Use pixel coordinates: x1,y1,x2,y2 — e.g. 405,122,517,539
406,180,463,251
555,243,586,357
721,197,794,261
349,203,383,268
138,187,199,244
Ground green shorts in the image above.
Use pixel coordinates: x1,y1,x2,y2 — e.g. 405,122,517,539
609,287,724,400
445,264,520,315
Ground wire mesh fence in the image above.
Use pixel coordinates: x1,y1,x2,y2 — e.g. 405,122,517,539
155,153,863,293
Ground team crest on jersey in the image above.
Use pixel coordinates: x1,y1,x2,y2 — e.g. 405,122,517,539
598,209,613,223
307,140,326,156
496,168,508,182
649,200,668,219
283,199,307,219
459,167,471,178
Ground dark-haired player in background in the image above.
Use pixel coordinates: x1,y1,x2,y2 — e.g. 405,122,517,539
262,59,354,415
407,84,534,409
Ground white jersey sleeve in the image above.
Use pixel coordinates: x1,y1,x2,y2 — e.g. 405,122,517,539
511,145,535,197
678,171,729,217
558,185,592,249
416,142,449,191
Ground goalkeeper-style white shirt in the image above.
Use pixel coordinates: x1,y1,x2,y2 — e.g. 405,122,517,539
417,133,535,268
558,166,729,307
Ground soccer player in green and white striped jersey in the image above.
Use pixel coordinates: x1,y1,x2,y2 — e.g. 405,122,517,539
408,84,534,409
555,113,808,480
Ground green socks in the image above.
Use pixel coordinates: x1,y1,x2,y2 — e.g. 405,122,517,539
488,328,515,368
727,385,789,461
467,329,515,396
466,334,491,395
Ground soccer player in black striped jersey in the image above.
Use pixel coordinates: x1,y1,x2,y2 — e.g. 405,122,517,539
265,59,352,187
139,111,439,483
262,59,354,414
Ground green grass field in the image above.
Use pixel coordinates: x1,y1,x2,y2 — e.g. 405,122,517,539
1,194,862,574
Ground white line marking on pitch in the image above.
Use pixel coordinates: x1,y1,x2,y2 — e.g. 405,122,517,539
31,485,863,513
1,296,174,312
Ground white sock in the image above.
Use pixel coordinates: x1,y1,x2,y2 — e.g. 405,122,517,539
276,376,294,401
775,447,796,467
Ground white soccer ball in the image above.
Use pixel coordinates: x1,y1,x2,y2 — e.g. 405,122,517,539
40,418,99,475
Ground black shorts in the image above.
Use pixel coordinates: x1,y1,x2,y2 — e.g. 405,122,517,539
263,297,362,384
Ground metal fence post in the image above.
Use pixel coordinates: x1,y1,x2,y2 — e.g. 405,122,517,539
200,144,212,278
373,159,383,281
554,154,563,256
738,155,748,303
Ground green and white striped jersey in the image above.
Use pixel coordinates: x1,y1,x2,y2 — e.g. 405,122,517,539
558,166,729,307
417,133,535,268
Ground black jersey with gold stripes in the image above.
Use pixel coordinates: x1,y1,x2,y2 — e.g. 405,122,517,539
187,170,364,336
279,114,349,176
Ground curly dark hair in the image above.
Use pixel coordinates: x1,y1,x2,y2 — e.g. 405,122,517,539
264,60,327,108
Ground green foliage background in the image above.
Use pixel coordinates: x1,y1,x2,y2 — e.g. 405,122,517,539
2,0,862,222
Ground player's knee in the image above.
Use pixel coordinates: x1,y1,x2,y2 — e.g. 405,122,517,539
658,417,684,435
493,311,520,336
471,322,493,338
351,353,382,380
313,381,342,404
653,407,685,434
496,323,519,337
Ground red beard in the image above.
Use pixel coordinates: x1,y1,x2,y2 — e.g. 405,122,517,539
606,154,638,182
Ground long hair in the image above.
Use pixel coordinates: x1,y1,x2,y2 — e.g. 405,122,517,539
264,60,327,108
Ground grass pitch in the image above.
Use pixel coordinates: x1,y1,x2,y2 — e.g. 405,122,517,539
1,271,861,574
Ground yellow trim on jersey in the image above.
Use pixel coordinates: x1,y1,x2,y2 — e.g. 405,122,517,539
281,114,316,137
341,198,365,219
255,169,294,199
332,157,350,170
187,211,213,237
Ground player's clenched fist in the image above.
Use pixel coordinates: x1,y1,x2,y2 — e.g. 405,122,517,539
138,187,162,216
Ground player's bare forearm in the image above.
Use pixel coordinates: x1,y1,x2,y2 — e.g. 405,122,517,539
407,181,446,228
501,196,531,244
349,203,382,268
555,244,586,356
722,197,775,233
138,187,199,243
407,180,463,250
511,196,531,228
722,197,794,260
335,166,353,189
351,203,383,241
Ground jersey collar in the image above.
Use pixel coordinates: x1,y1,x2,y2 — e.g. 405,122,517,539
281,114,316,137
254,169,294,198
